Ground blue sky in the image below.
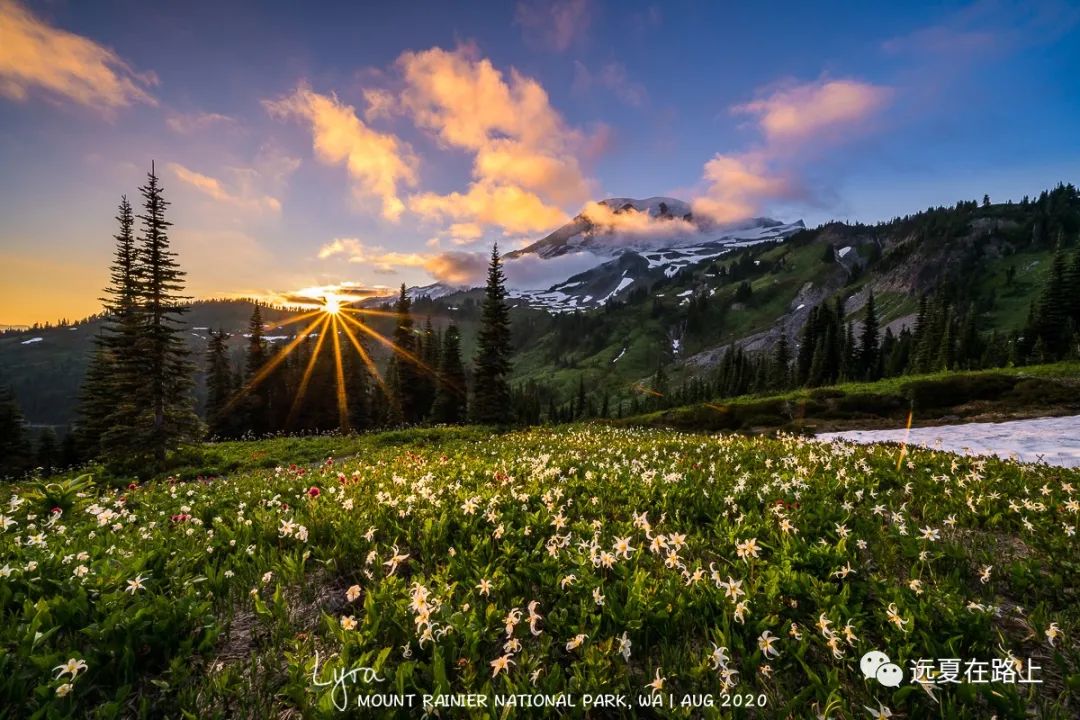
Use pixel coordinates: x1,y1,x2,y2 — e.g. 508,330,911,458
1,0,1078,325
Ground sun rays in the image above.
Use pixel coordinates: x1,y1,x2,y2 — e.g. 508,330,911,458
223,296,457,433
322,293,342,315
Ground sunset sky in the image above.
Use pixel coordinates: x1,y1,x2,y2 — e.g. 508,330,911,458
1,0,1079,326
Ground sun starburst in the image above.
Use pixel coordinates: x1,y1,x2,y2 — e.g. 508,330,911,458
322,294,342,315
221,296,463,433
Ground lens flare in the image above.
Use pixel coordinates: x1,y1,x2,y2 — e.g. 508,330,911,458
221,299,451,433
323,294,342,315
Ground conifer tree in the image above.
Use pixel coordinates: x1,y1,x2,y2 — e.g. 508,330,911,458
104,164,199,468
933,304,955,371
432,324,467,424
472,245,513,424
576,375,588,419
76,342,115,457
1067,248,1080,331
417,316,439,419
343,329,372,431
59,429,80,469
35,427,58,473
78,196,140,458
239,304,271,435
859,289,880,379
772,330,791,388
1029,242,1071,360
842,321,857,381
386,284,421,423
205,330,234,437
796,306,819,385
0,385,31,478
245,304,267,377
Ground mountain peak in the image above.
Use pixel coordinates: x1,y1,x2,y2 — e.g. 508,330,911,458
507,196,802,261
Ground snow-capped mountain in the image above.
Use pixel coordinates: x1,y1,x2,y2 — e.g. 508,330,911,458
360,282,467,306
500,197,804,311
370,197,803,313
506,196,803,260
404,282,466,300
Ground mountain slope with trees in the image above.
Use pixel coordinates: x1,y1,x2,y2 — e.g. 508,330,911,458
1,183,1078,450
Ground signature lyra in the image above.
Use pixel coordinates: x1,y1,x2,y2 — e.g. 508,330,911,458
311,649,386,711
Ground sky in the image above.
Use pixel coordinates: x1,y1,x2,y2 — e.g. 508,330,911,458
1,0,1079,326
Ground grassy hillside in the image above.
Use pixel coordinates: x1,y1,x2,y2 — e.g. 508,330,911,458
620,363,1080,434
1,426,1077,718
2,186,1077,429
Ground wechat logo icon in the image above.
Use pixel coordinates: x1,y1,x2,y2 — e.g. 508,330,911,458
861,650,903,688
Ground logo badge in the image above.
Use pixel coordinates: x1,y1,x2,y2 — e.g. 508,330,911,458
861,650,904,687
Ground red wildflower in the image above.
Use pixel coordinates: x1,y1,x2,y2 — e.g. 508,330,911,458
308,486,321,498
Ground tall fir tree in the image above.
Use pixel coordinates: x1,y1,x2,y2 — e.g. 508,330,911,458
472,244,513,424
245,304,267,376
343,329,372,431
105,164,199,468
77,196,140,459
77,342,115,457
417,317,439,420
239,303,272,435
796,306,819,385
859,289,880,380
0,385,32,478
386,284,422,423
59,429,80,470
205,330,234,437
772,330,791,388
1029,242,1071,360
432,324,467,424
35,428,59,472
1067,248,1080,333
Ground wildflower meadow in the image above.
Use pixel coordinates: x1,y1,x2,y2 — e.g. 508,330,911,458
1,426,1077,718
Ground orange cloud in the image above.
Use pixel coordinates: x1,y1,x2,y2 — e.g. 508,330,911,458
265,86,418,221
693,77,891,223
398,45,569,152
317,237,488,286
578,201,697,236
474,140,590,206
515,0,591,53
448,222,484,242
362,87,396,121
409,181,568,236
272,283,390,308
396,45,594,233
692,153,795,224
317,238,428,273
0,0,157,110
422,250,488,285
733,79,892,145
169,162,283,213
166,111,236,134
